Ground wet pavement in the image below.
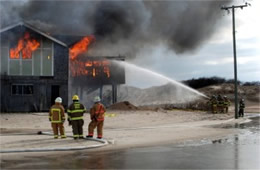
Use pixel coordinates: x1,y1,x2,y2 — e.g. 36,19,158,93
1,114,260,169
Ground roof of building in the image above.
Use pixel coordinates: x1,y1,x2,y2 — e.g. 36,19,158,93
0,22,68,47
52,35,85,47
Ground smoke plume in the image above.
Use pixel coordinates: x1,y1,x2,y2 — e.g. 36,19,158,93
0,0,232,57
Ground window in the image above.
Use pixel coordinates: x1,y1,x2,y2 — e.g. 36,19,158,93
11,84,34,95
33,50,41,76
22,60,32,75
11,85,23,95
42,49,52,76
23,85,34,94
7,34,53,76
9,60,20,75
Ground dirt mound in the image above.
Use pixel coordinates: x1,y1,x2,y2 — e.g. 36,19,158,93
108,101,139,110
198,83,260,103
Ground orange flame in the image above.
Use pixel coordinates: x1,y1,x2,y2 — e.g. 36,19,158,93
70,60,88,77
9,32,40,59
104,66,110,78
70,59,111,78
93,68,96,77
85,61,93,67
69,35,95,60
68,35,111,78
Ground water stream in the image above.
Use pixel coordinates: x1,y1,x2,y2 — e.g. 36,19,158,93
113,60,208,98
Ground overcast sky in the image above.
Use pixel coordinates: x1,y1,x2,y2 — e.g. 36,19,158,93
127,0,260,88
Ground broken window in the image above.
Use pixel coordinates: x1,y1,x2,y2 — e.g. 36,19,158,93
8,35,53,76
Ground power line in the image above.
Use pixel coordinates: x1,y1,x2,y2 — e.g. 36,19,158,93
221,3,249,119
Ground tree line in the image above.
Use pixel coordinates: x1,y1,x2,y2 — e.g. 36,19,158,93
182,76,260,89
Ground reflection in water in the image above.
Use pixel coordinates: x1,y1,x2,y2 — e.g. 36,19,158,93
82,154,106,169
234,134,239,169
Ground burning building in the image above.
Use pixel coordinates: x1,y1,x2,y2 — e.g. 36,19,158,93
70,56,125,105
0,22,125,112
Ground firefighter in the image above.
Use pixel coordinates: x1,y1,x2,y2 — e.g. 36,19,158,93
208,95,215,113
87,96,106,139
238,98,245,117
210,95,218,114
217,94,225,113
67,95,86,140
223,96,231,113
49,97,66,139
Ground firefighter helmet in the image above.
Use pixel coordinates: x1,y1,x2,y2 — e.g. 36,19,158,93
55,97,62,103
94,96,101,102
72,95,79,101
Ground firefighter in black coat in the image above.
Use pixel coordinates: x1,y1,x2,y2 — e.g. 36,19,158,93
67,95,86,139
238,99,245,117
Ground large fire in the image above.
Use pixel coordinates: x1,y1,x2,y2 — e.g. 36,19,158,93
10,32,40,59
69,35,111,78
70,59,111,78
69,35,95,60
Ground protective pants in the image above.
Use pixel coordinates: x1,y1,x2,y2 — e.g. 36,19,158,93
51,123,66,138
71,119,84,138
224,105,229,113
88,120,104,138
239,109,244,117
218,105,224,113
212,104,217,114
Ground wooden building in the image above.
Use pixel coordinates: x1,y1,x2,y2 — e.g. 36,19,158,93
0,22,69,112
0,22,125,112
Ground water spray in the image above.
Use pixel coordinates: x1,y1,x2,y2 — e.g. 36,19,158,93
113,60,208,99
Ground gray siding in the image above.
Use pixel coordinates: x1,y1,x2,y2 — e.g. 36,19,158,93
0,28,69,112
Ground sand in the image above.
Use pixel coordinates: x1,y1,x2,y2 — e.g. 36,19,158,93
0,107,259,160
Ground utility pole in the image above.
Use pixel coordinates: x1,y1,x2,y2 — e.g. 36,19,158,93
221,3,249,119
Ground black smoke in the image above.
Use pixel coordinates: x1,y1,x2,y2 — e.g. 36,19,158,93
0,0,232,57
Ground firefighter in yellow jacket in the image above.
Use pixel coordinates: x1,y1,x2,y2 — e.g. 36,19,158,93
87,96,106,139
67,95,86,140
208,95,218,113
49,97,66,139
217,94,225,113
223,96,231,113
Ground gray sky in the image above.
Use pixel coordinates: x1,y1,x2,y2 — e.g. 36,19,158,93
127,0,260,88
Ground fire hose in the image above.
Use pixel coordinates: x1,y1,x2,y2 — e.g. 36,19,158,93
0,131,109,153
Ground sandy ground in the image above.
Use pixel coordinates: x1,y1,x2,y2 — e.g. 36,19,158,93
0,106,259,160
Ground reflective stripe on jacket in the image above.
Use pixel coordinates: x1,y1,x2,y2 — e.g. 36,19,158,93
211,100,218,106
224,101,230,106
49,104,65,123
67,102,86,121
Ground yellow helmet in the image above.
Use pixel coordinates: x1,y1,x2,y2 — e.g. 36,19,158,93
72,95,79,101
